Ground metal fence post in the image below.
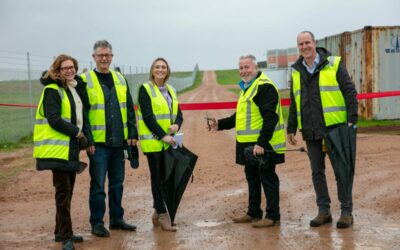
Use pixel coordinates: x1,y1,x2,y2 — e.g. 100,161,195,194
27,52,34,132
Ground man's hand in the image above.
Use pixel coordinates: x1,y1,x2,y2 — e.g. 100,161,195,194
253,144,264,156
207,117,218,132
287,133,297,146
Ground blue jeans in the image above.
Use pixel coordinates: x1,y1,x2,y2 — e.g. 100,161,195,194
89,145,125,226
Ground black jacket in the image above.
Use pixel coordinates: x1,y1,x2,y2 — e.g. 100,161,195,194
218,72,285,166
287,47,358,141
138,85,183,146
36,76,90,172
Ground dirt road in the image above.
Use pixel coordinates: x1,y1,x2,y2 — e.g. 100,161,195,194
1,71,399,249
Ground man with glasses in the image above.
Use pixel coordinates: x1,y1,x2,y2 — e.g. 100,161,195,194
81,40,138,237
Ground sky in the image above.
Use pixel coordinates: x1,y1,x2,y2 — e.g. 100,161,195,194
0,0,399,73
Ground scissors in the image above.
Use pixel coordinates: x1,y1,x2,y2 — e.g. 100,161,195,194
205,112,212,130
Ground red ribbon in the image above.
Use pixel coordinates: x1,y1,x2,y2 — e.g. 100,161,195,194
1,90,400,110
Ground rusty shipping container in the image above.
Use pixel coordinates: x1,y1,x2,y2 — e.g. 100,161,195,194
317,26,400,120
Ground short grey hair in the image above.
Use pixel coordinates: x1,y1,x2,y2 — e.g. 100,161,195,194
239,54,257,66
93,40,112,51
298,31,315,42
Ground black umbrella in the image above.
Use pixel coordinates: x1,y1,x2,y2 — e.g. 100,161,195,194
325,124,357,202
162,145,198,225
244,146,306,167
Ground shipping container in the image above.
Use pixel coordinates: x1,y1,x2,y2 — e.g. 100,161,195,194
317,26,400,120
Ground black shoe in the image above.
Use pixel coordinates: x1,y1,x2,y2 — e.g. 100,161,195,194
62,239,75,250
55,234,83,243
91,224,110,237
110,220,137,231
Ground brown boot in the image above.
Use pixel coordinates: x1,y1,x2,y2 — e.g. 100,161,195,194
252,218,280,228
152,210,159,227
158,213,177,232
232,214,261,223
310,213,332,227
336,215,353,229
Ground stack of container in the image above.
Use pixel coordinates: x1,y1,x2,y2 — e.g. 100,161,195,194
317,26,400,120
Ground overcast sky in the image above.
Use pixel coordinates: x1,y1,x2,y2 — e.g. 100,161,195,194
1,0,399,72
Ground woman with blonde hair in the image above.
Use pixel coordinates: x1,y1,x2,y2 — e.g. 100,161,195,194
33,54,90,250
137,58,183,231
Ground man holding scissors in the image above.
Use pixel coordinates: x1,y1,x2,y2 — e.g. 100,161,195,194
207,54,286,228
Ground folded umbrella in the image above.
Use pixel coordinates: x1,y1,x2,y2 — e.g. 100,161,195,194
162,145,198,225
325,124,357,202
244,146,306,167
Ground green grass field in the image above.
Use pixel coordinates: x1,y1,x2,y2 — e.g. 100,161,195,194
215,69,241,85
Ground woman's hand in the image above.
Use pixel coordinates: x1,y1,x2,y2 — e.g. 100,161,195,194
168,124,179,134
162,135,176,147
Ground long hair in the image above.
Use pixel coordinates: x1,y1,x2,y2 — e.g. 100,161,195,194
44,54,78,88
149,57,171,84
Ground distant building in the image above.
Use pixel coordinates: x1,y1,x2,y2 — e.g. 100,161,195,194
286,47,298,68
267,49,287,69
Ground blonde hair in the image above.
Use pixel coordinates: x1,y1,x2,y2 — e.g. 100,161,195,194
149,57,171,84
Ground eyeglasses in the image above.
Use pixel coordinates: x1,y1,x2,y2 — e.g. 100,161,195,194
154,65,167,69
60,66,75,72
95,53,113,59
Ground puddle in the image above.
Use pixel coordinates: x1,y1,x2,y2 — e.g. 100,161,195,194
222,188,246,197
194,219,225,227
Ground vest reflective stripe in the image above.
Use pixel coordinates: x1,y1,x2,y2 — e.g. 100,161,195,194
33,84,71,160
235,72,286,154
138,82,179,153
137,114,175,120
35,118,71,124
34,139,70,146
292,56,347,129
272,142,286,151
81,70,128,142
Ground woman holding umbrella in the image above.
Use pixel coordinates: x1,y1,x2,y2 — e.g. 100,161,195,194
137,57,183,232
33,54,90,250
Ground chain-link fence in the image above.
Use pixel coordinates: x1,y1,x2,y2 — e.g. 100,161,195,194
0,50,199,143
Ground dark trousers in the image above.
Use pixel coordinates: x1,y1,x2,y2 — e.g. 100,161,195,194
89,145,125,226
306,139,353,215
244,164,280,220
52,170,76,241
146,152,167,214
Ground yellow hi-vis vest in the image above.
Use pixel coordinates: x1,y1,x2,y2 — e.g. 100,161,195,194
236,72,286,154
81,70,128,143
292,56,347,129
137,82,178,153
33,84,71,160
